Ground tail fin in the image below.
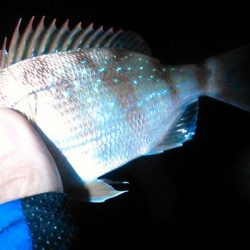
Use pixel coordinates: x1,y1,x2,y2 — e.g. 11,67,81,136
204,44,250,112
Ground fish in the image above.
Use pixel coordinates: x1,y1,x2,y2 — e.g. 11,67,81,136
0,17,249,202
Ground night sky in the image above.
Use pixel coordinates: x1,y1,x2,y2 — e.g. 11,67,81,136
0,1,250,249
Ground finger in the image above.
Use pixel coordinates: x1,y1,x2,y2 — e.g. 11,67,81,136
0,108,63,204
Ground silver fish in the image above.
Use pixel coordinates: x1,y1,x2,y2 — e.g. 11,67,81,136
0,17,249,202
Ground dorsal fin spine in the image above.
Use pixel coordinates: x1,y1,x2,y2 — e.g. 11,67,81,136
83,25,103,48
37,18,57,55
90,26,104,47
94,27,113,48
1,37,7,68
104,29,123,47
25,16,45,60
15,17,33,63
7,18,21,65
61,22,82,51
48,19,69,53
71,23,93,49
0,17,151,69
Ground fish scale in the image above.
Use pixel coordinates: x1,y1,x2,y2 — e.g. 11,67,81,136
1,17,248,202
2,49,174,180
1,49,178,181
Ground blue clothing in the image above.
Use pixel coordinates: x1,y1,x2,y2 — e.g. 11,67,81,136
0,193,78,249
0,199,32,250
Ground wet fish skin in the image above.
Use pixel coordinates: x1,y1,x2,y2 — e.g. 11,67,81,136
0,48,198,181
0,17,249,202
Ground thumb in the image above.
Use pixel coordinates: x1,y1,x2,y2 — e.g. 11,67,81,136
0,108,63,204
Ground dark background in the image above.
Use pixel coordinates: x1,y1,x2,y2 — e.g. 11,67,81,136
0,1,250,249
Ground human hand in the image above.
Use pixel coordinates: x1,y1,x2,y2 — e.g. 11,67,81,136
0,108,63,204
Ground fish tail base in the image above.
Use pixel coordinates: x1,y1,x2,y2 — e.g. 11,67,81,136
204,44,250,112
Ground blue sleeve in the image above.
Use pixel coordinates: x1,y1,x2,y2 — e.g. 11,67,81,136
0,193,78,249
0,199,32,250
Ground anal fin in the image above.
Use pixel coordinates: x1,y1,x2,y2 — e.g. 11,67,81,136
147,100,199,155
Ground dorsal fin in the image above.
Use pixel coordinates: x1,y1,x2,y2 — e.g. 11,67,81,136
0,16,151,69
146,100,199,155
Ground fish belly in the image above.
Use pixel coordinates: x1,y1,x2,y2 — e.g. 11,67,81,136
33,79,172,181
